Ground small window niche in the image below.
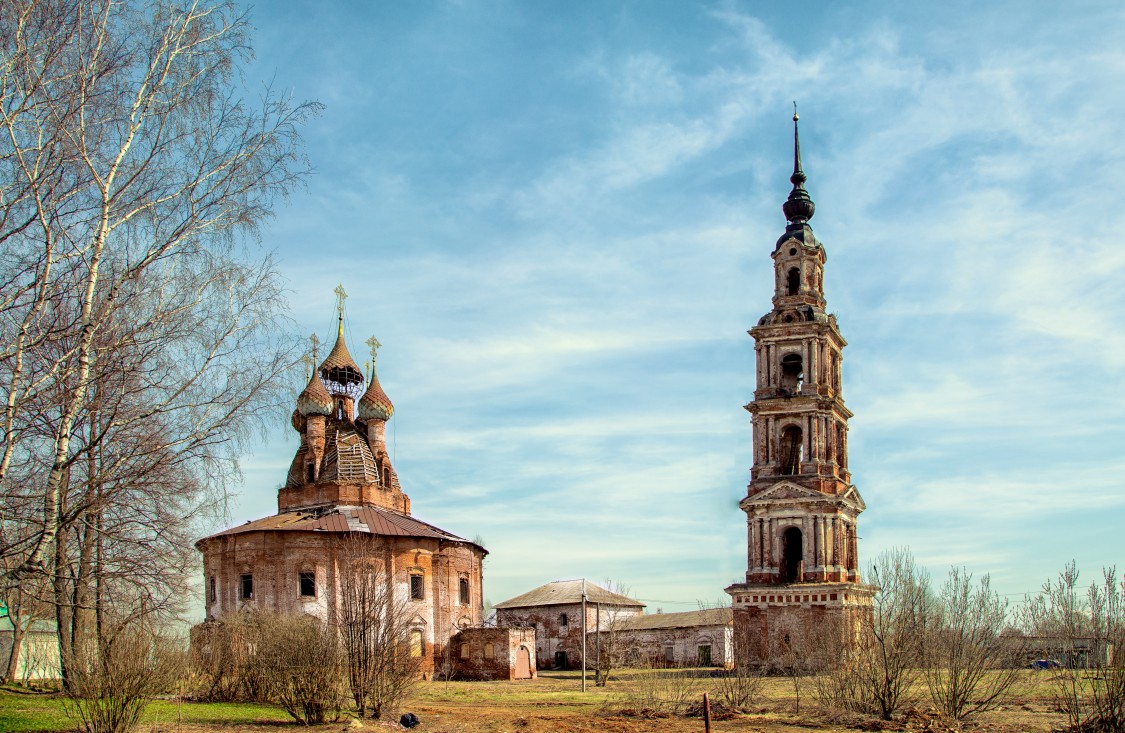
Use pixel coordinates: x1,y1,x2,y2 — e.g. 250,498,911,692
459,577,470,605
208,576,216,603
299,571,316,597
786,267,800,295
240,573,253,600
558,613,568,627
305,463,315,483
410,573,425,600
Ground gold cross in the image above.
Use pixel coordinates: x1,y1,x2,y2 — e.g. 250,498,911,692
334,283,348,319
365,335,381,365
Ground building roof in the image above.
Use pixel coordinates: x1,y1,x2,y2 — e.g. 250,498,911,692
494,580,645,610
296,373,333,416
197,504,483,551
613,607,732,632
358,361,394,421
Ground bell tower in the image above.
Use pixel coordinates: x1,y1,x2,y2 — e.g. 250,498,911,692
726,109,874,665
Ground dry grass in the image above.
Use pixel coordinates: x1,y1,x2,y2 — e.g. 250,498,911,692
2,668,1072,733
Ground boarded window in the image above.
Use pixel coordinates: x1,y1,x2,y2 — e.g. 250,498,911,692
460,643,469,659
410,629,423,658
697,644,713,666
299,571,316,597
484,642,495,658
240,574,253,600
410,574,424,600
459,577,470,605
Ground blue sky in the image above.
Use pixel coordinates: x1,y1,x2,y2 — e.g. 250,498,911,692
203,0,1125,614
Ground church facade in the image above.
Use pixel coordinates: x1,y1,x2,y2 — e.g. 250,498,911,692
195,292,494,677
726,114,875,665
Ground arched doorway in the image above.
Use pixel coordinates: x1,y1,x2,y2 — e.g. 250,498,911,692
782,527,803,583
516,645,532,679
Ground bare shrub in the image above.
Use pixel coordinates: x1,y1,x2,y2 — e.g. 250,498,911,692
64,620,183,733
711,666,763,713
617,668,703,716
924,567,1024,719
252,612,345,725
337,536,421,719
190,611,270,702
836,548,931,720
1023,563,1125,732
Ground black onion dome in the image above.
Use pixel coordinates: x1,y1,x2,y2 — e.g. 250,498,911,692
782,109,815,226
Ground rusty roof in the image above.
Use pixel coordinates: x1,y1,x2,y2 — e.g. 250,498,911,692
197,504,482,551
319,329,363,382
614,607,732,632
494,580,645,610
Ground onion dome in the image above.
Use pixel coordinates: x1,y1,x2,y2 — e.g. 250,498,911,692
782,106,815,227
358,365,394,421
296,372,332,416
319,320,364,392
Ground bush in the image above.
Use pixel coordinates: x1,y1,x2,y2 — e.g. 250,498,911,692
65,622,183,733
251,612,345,724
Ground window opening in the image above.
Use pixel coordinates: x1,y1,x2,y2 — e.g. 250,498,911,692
410,574,424,600
410,629,423,657
484,642,495,658
459,577,470,605
779,425,803,475
305,463,315,483
780,353,803,392
664,646,674,664
554,650,567,668
782,527,803,583
240,573,253,600
209,576,216,602
559,613,568,626
460,643,469,659
786,267,800,295
299,571,316,597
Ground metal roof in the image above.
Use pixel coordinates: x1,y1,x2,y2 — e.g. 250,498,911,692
197,504,482,551
494,580,645,609
614,607,732,632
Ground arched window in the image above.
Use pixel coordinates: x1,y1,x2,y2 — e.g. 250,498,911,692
780,353,803,392
782,527,803,583
305,463,315,483
779,425,802,475
786,267,800,295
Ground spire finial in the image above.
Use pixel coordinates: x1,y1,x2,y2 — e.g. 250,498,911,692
782,102,815,226
301,353,314,381
333,283,348,337
309,332,320,363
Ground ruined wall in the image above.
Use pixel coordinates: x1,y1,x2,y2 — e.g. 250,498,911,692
452,627,536,681
494,603,642,669
597,624,733,668
731,585,872,667
198,530,485,676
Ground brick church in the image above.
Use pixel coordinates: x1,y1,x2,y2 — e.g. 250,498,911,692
726,112,875,664
195,290,532,679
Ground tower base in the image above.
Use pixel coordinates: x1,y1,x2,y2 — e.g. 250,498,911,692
726,581,875,668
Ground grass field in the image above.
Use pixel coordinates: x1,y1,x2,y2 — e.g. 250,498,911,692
0,669,1069,733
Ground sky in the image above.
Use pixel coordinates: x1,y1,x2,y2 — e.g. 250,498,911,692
199,0,1125,616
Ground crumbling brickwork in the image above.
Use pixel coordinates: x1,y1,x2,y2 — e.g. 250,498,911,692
193,310,492,677
452,627,536,680
726,116,875,666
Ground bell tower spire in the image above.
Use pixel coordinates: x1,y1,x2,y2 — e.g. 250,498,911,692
726,109,874,666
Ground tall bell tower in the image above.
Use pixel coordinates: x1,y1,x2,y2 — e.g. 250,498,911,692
726,109,874,665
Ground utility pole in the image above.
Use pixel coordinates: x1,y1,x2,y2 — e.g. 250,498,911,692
581,578,587,692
